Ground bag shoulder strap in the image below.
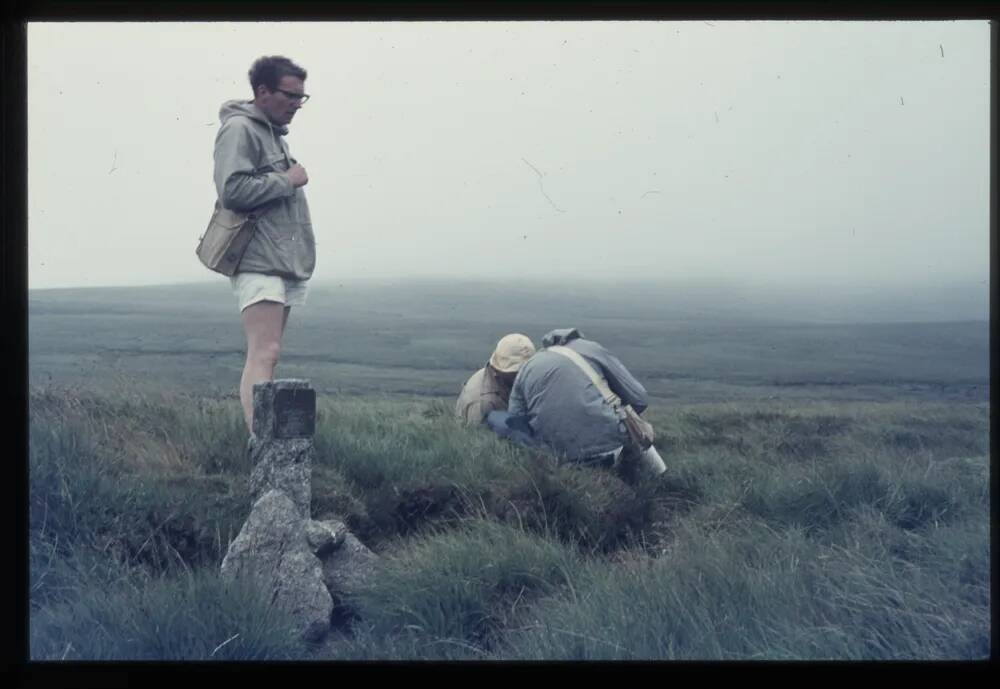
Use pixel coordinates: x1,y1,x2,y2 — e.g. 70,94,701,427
215,199,272,222
547,345,620,406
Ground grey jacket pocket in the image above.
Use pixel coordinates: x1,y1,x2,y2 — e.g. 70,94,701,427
259,215,292,246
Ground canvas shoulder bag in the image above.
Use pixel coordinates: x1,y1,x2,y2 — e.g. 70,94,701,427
547,345,655,449
198,120,290,276
195,203,267,277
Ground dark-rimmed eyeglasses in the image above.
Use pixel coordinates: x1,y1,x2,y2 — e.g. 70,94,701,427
275,88,310,104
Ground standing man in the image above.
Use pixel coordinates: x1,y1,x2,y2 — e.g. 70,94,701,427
214,56,315,437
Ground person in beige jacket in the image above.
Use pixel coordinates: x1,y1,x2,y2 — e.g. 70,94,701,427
455,334,536,425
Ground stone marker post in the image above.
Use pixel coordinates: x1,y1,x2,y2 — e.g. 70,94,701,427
221,378,379,642
221,379,333,642
249,379,316,518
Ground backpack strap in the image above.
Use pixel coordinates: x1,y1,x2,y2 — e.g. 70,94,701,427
547,345,621,408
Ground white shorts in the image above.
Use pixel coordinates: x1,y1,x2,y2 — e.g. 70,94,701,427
230,272,309,312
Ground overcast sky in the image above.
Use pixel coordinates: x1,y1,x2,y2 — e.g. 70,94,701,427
27,20,990,291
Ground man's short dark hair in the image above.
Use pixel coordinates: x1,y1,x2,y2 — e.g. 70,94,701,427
248,56,307,96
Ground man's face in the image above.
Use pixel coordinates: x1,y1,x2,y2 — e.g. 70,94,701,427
255,75,307,127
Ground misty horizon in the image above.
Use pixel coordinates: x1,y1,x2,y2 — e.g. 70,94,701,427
27,274,989,325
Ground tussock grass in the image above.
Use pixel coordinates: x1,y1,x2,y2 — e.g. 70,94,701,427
314,396,529,490
501,514,989,660
311,396,674,551
30,567,309,660
30,390,251,599
30,383,250,476
327,519,582,658
28,384,990,660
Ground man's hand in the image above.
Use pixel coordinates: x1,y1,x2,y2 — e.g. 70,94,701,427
285,163,309,188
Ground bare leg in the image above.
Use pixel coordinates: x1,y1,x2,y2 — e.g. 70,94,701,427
239,301,289,434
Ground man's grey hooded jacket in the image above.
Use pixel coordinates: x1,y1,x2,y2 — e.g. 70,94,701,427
507,328,649,461
213,100,316,280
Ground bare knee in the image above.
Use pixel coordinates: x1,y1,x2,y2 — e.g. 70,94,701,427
248,340,282,369
241,300,286,373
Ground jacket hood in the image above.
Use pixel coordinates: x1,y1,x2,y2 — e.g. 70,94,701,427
541,328,584,348
218,99,289,136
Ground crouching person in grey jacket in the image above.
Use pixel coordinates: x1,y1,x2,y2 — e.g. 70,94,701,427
486,328,665,482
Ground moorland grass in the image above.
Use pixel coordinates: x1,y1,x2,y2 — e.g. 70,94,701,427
327,519,583,659
501,510,989,660
27,384,990,660
30,565,310,661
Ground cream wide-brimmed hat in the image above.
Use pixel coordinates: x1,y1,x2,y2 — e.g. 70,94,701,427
488,333,536,373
